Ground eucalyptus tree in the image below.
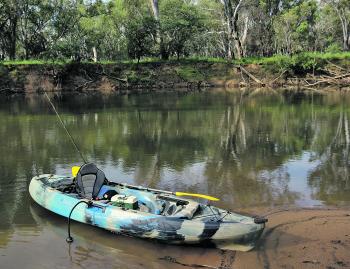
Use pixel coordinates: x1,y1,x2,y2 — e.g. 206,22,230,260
219,0,245,59
273,0,318,54
17,0,56,59
31,0,82,60
78,0,115,61
124,1,157,62
149,0,166,58
0,0,20,59
326,0,350,50
159,0,203,59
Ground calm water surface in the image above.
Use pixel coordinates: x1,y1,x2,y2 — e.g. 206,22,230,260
0,89,349,268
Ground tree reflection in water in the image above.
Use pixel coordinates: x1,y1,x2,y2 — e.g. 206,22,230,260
1,90,350,235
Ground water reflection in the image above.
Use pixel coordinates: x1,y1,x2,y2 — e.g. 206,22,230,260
0,91,350,249
308,109,350,205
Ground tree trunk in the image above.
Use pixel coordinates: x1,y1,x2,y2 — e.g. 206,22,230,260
9,16,17,60
150,0,167,59
150,0,159,20
221,0,244,60
232,0,244,59
240,17,249,57
335,4,350,51
341,19,349,51
222,0,233,59
92,46,98,62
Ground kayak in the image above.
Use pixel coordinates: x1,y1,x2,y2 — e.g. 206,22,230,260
29,164,267,251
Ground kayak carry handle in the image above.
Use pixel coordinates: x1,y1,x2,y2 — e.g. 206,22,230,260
254,217,268,224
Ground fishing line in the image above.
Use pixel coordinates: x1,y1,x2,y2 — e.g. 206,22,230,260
43,92,87,164
43,92,97,244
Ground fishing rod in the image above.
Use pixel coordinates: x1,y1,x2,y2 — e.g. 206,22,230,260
43,92,89,243
44,92,87,164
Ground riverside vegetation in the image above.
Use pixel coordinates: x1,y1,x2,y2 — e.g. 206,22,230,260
0,0,350,93
1,52,350,94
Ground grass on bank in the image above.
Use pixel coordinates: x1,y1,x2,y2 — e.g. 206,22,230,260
0,59,70,65
235,51,350,65
0,57,229,66
1,52,350,74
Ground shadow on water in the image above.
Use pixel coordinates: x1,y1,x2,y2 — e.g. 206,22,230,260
28,203,226,269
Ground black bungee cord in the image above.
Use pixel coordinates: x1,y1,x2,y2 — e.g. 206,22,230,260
66,200,93,243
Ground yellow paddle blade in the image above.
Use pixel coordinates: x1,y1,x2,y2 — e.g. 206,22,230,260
72,166,80,178
175,192,220,201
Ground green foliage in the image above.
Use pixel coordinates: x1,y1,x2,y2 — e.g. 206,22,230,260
160,0,204,59
0,0,349,63
126,16,157,62
291,53,325,73
273,0,318,54
325,44,343,53
237,52,350,74
175,66,205,81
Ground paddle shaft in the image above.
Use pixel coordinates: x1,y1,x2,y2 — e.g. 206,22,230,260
111,182,219,201
114,182,174,195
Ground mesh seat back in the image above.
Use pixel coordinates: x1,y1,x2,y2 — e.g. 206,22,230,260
75,163,106,200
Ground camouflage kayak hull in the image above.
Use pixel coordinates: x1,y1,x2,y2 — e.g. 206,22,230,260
29,174,266,251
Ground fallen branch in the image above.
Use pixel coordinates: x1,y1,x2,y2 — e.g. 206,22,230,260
320,68,341,76
326,60,347,71
304,73,350,87
269,69,287,85
94,69,128,84
238,65,265,86
105,74,128,83
74,80,94,91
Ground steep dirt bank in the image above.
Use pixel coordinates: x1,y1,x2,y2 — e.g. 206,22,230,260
0,61,349,94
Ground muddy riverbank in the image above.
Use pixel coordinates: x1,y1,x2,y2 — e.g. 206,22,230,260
158,208,350,269
0,60,349,94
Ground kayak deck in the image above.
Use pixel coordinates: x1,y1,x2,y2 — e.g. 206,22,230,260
29,174,266,251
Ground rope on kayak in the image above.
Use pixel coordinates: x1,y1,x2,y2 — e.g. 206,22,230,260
218,211,231,222
261,208,291,218
66,200,93,243
43,92,87,164
207,205,220,221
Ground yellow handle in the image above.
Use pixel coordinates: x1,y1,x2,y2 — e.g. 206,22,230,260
175,192,220,201
72,166,80,177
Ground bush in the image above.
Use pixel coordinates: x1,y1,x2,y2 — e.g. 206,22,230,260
325,44,342,53
175,66,204,81
291,53,325,74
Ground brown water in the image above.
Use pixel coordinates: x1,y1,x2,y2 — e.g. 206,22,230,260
0,89,349,268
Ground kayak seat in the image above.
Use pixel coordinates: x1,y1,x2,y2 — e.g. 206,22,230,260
75,163,107,200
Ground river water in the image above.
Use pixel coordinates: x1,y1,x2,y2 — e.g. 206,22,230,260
0,89,349,268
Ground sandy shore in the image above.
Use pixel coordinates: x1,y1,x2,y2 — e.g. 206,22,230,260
160,208,350,269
